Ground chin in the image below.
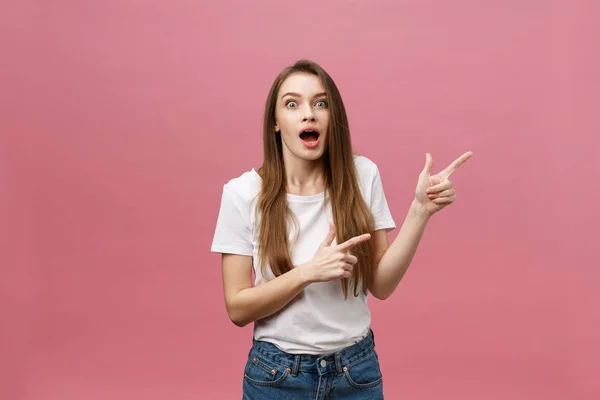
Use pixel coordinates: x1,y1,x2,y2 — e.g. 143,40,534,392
300,148,326,161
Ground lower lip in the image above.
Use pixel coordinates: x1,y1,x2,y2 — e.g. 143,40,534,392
301,137,320,149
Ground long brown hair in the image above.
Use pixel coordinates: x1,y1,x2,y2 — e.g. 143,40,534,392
257,59,375,298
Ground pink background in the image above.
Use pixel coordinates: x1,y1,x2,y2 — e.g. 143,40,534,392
1,1,598,399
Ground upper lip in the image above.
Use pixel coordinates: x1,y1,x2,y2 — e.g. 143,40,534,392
299,127,320,136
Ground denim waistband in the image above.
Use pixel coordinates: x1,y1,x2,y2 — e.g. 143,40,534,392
250,329,376,376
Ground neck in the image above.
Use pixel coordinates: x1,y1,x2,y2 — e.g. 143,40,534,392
283,155,326,196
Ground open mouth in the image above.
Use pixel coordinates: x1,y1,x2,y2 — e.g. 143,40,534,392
299,129,320,144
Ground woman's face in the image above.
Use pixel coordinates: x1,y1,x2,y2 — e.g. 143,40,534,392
274,72,330,162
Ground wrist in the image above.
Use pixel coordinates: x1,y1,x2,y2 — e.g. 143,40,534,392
294,262,316,285
411,199,433,221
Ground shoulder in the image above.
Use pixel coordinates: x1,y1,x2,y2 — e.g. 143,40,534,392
353,154,380,181
353,154,378,169
221,168,262,205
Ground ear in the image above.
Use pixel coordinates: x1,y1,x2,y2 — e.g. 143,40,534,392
274,121,279,133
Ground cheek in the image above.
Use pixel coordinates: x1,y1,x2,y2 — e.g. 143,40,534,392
279,126,297,144
279,123,295,138
276,112,294,129
320,112,330,131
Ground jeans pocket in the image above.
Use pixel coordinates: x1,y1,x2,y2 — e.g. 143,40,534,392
243,352,290,387
343,350,383,389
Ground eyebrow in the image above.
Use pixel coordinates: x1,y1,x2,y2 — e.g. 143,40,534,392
280,92,327,100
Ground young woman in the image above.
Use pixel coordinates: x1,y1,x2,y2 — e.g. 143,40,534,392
211,59,472,399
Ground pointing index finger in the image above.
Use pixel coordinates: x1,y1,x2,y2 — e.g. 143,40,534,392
439,151,473,179
336,233,372,252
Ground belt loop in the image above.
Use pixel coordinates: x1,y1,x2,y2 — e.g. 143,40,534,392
292,355,301,377
334,352,343,376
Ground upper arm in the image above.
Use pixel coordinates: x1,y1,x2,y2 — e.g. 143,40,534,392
211,181,255,312
221,253,253,314
369,229,389,297
371,229,389,267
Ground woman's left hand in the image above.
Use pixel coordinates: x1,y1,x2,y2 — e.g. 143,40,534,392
415,151,473,216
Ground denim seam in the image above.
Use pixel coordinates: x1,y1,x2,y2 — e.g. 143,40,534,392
251,352,290,373
343,346,375,369
244,369,290,387
343,369,383,390
346,349,376,368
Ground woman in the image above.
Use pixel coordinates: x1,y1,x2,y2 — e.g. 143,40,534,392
211,59,472,399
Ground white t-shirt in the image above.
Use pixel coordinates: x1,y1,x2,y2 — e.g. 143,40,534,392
211,155,396,355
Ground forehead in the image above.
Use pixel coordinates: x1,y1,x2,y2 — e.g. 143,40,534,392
278,72,326,97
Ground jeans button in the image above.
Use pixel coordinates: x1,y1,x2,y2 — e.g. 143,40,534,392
320,360,327,367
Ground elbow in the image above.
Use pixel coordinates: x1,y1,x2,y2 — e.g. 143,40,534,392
230,318,248,328
371,291,392,301
229,314,250,327
225,290,255,327
369,285,393,301
226,304,251,327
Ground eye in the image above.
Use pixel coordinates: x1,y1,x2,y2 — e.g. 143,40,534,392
316,100,328,107
286,101,297,108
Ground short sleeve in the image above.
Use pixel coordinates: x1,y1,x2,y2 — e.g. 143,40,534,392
370,165,396,232
210,183,254,256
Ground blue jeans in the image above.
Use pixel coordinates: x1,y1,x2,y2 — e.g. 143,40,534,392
242,329,384,399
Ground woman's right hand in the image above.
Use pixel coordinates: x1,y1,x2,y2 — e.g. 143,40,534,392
301,223,372,283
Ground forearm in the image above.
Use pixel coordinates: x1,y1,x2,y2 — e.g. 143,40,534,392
371,199,431,299
228,265,312,327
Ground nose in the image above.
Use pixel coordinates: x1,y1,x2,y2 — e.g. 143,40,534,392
301,104,316,122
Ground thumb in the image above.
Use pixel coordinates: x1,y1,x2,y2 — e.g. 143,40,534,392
321,223,336,247
421,153,434,176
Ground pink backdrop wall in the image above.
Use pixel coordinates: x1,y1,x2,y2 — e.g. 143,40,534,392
1,1,598,399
